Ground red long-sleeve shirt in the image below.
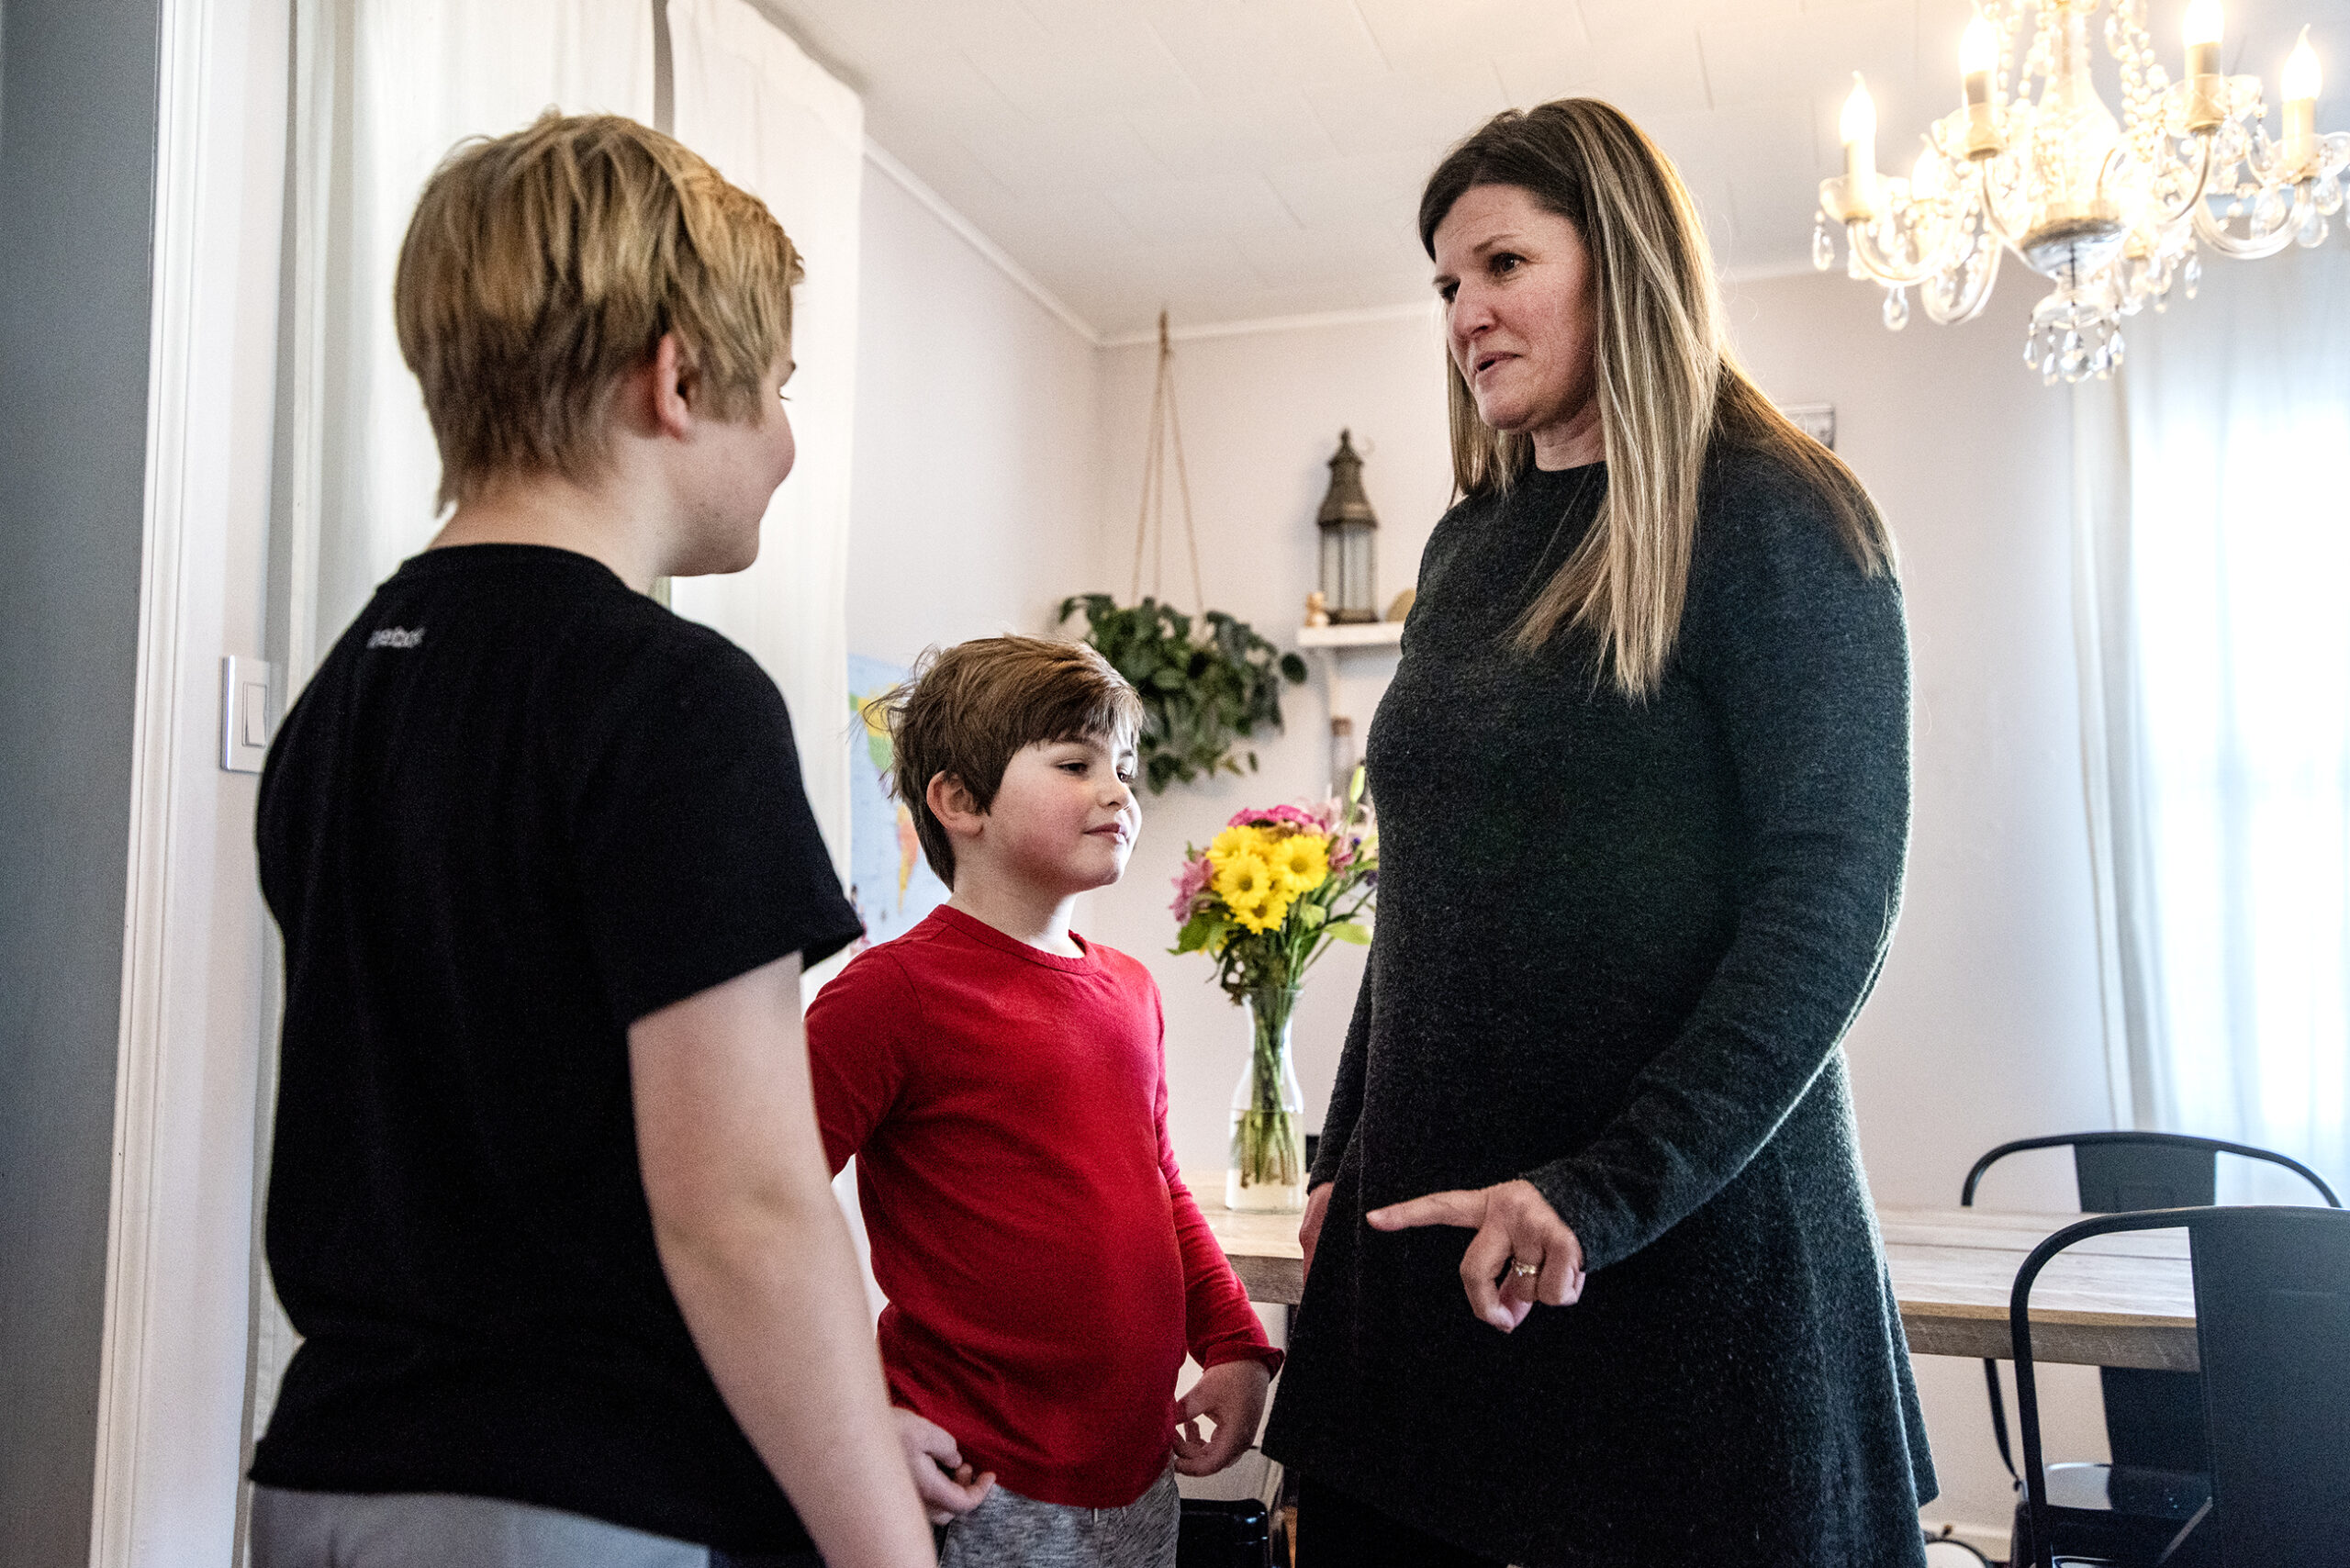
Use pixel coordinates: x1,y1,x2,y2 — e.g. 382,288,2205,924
807,904,1280,1508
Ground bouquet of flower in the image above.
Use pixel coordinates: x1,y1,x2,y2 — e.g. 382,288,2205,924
1169,769,1377,1207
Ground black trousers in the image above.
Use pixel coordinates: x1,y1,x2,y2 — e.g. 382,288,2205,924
1295,1477,1505,1568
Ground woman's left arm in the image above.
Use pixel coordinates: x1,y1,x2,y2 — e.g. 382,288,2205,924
1524,476,1911,1274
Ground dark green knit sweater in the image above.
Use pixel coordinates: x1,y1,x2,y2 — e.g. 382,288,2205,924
1261,451,1936,1567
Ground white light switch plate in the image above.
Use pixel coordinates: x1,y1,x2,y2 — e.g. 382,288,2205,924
221,655,279,773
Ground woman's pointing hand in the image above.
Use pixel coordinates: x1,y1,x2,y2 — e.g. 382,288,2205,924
1369,1178,1584,1332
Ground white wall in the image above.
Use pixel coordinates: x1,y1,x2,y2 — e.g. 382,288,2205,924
844,161,1101,670
1072,274,2123,1540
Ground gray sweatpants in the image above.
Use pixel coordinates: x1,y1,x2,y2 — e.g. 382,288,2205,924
936,1466,1179,1568
249,1487,821,1568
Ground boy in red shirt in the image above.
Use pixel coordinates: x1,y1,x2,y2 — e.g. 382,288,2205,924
808,635,1281,1568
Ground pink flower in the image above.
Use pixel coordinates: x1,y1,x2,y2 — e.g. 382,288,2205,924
1226,802,1323,833
1169,854,1212,918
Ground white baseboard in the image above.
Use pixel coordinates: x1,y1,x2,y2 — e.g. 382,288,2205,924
1923,1517,2011,1559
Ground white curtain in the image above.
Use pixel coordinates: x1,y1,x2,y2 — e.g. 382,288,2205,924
665,0,864,881
663,6,867,1311
285,0,655,675
2076,241,2350,1198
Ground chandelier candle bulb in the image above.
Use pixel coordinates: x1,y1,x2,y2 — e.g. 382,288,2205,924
1913,144,1943,200
1841,73,1879,213
1962,10,2004,153
2183,0,2222,77
2282,28,2322,172
2184,0,2225,129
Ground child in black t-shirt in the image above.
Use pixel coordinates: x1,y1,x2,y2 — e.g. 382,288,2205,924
250,114,950,1568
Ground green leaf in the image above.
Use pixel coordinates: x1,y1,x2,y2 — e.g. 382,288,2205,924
1058,596,1308,793
1324,921,1371,945
1172,912,1223,954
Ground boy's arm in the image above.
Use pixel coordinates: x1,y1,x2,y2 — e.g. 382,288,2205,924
631,951,935,1568
1163,1159,1285,1377
1151,999,1283,1376
1149,996,1281,1476
803,950,913,1176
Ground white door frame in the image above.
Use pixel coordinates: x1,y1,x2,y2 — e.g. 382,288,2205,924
92,0,289,1561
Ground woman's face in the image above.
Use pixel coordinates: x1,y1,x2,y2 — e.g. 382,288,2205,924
1430,183,1602,467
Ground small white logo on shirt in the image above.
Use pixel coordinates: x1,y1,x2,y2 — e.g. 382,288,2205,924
367,627,425,650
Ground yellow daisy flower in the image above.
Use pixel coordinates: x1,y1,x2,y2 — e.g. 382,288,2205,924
1208,823,1273,868
1266,833,1329,894
1214,852,1279,912
1232,893,1294,935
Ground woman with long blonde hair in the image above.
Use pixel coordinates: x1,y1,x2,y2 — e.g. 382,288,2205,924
1261,100,1935,1566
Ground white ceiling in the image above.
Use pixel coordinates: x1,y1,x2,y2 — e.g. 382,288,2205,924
760,0,2350,340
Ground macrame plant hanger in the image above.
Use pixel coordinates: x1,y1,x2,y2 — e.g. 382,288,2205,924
1131,309,1208,615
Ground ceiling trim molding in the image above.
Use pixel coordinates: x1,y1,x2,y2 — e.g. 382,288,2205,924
861,138,1103,346
1097,298,1440,349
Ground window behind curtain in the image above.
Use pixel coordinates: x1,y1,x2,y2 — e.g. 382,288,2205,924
2078,241,2350,1202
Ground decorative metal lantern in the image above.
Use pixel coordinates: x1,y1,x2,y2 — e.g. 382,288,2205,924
1316,430,1379,624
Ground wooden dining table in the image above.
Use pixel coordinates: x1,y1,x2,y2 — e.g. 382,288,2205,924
1196,1195,2200,1372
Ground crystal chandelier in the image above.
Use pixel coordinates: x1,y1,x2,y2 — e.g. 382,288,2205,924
1814,0,2348,383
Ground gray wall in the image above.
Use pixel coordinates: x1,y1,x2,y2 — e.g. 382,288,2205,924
0,0,161,1562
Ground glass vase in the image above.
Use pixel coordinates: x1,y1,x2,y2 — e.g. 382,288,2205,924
1227,986,1306,1212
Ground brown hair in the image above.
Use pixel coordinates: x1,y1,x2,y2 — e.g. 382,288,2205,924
1419,99,1893,698
394,111,801,510
873,637,1145,885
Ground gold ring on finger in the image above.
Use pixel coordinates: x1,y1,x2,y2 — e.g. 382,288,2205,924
1508,1259,1540,1278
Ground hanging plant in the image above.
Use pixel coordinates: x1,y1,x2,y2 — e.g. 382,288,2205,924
1058,594,1307,794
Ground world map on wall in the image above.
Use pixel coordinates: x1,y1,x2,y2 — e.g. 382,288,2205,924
845,654,950,950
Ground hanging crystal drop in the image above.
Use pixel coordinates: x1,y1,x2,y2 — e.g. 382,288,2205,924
2108,329,2126,373
1813,214,1835,271
1883,287,1910,330
2298,208,2330,249
2254,185,2288,233
2183,252,2201,298
2060,329,2088,381
2317,176,2344,218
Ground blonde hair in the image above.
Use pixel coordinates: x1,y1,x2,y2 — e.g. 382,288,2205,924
870,637,1145,886
1419,100,1893,698
395,111,801,510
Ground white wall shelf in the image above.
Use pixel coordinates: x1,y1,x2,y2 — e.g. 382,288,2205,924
1293,622,1403,789
1295,620,1402,649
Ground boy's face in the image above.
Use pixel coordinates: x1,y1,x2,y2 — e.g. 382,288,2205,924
976,733,1140,895
669,353,798,577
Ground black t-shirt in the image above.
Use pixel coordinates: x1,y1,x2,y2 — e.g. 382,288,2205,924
251,544,863,1551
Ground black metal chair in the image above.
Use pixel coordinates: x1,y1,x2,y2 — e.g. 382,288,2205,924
2009,1205,2350,1567
1965,1133,2339,1564
1964,1135,2339,1471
